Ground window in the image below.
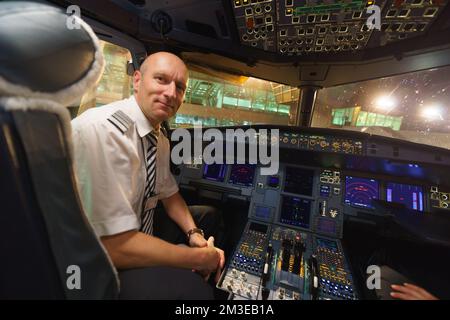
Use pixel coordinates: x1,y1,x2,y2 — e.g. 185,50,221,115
70,43,300,128
312,66,450,150
68,40,132,118
172,68,299,128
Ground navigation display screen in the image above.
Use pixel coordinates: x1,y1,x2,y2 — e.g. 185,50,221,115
284,167,314,196
203,164,227,182
386,182,424,212
344,176,379,209
228,164,256,186
280,195,311,229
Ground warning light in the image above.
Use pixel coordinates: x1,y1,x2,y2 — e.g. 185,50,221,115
246,17,254,29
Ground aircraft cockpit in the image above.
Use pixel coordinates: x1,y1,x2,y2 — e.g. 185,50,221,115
1,0,450,301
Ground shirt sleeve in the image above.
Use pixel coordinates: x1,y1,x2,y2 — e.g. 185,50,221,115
72,120,140,237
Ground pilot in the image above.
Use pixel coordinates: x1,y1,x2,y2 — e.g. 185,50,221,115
72,51,225,299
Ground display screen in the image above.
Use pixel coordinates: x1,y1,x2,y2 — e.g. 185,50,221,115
280,195,311,229
203,164,227,182
344,176,379,209
254,206,272,219
284,167,314,195
316,217,337,235
320,185,331,197
228,164,256,186
386,182,424,212
316,238,338,251
249,222,268,234
267,175,280,188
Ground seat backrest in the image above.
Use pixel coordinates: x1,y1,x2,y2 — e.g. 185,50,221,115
0,1,119,299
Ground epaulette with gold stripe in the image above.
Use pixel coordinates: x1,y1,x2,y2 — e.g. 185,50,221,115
107,110,132,134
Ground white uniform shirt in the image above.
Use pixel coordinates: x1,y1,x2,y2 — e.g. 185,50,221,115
72,96,179,237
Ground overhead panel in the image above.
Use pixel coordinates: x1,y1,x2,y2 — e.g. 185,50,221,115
232,0,449,56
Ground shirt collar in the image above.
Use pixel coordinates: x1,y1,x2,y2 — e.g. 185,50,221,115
128,95,159,138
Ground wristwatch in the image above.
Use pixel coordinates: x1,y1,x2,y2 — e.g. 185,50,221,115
186,228,204,241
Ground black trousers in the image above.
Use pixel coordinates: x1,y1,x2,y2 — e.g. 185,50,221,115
154,205,225,247
118,205,224,300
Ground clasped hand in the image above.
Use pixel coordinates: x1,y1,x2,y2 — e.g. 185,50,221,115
189,233,225,283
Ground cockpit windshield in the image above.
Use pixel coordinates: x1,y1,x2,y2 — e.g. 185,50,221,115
172,69,299,128
173,64,450,151
72,42,449,152
312,65,450,150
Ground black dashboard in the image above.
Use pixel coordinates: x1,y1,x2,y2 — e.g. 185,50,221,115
172,125,450,300
175,125,450,221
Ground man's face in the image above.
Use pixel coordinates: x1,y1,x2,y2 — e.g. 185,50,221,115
133,53,188,126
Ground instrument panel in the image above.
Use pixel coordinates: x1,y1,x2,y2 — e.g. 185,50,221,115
217,221,357,300
279,131,364,155
174,126,450,300
178,160,446,240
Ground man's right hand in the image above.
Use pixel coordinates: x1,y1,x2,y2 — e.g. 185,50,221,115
208,237,225,283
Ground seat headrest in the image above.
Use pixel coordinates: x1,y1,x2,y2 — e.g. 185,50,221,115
0,1,104,106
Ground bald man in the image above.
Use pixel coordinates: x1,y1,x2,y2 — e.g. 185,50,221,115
72,52,224,299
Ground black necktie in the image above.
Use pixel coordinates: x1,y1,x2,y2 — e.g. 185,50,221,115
140,131,158,235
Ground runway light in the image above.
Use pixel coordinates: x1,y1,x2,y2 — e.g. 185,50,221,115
375,96,396,111
422,105,443,120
